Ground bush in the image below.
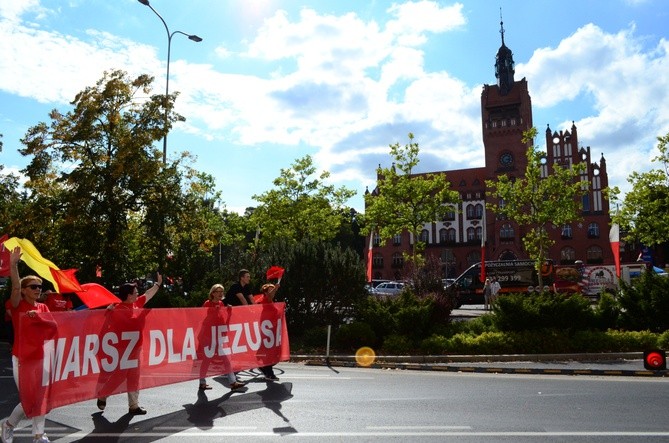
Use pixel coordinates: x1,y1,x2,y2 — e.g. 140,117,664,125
382,334,414,354
334,321,377,351
494,292,594,332
617,271,669,332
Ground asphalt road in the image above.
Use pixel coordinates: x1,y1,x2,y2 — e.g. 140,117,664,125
3,358,669,442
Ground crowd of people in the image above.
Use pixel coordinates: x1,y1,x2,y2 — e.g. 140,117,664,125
1,246,282,443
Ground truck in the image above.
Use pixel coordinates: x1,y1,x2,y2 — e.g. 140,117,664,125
448,260,648,307
447,260,555,307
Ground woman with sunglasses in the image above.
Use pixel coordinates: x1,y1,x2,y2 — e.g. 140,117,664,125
2,246,51,443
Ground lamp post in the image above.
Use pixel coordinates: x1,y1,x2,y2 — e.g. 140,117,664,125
138,0,202,165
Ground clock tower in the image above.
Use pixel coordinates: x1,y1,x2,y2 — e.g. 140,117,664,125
481,17,534,260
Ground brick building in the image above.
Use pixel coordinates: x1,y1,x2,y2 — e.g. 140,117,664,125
366,20,625,281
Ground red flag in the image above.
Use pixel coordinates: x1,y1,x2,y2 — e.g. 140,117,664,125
0,234,9,277
366,230,373,283
75,283,121,309
609,223,621,278
266,266,285,281
50,268,83,293
480,214,486,283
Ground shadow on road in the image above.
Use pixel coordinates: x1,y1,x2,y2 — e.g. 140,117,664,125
70,381,294,442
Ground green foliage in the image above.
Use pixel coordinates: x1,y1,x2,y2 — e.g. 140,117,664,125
591,291,620,330
381,334,413,355
609,131,669,246
617,270,669,332
334,322,377,351
363,133,459,266
261,237,367,337
493,292,595,332
486,127,586,287
250,155,356,244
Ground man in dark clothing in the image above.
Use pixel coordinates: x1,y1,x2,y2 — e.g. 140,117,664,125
224,269,253,306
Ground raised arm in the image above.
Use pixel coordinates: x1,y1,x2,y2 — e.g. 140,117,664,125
9,247,22,308
143,272,163,304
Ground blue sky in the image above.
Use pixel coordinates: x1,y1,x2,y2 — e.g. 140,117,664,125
1,0,668,214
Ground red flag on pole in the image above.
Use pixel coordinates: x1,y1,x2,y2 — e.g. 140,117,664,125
75,283,121,309
366,230,374,283
480,212,486,283
609,223,621,278
266,266,285,282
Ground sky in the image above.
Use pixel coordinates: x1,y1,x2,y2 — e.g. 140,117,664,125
1,0,668,215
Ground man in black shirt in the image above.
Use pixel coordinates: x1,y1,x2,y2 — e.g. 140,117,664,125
225,269,253,306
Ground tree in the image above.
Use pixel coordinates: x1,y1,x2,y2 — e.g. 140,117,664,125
486,128,586,288
18,70,181,285
608,132,669,247
0,134,27,236
363,133,459,267
250,155,356,244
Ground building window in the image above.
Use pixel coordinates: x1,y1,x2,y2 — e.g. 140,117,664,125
476,226,483,242
373,233,381,247
419,229,429,244
500,223,514,240
439,228,447,244
467,227,476,242
561,224,573,239
372,253,383,268
393,234,402,245
475,204,483,219
582,194,590,212
586,246,603,264
466,251,481,266
392,252,404,268
441,249,455,263
587,223,600,238
560,247,576,264
446,228,456,243
466,204,475,219
443,208,456,221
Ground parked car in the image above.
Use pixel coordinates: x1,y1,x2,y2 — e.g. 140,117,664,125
442,278,455,289
372,281,405,297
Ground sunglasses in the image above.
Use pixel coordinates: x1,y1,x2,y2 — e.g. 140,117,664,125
25,284,42,290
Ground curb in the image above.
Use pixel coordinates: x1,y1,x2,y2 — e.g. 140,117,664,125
290,353,669,378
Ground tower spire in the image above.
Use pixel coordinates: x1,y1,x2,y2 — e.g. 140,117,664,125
494,10,515,95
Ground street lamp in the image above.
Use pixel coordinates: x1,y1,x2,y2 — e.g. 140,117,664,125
138,0,202,164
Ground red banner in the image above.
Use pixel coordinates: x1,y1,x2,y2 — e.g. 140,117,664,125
17,303,289,417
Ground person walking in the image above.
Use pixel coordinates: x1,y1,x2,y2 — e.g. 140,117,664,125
224,269,254,306
198,284,245,391
254,283,281,381
96,274,162,416
2,246,51,443
490,277,501,306
483,278,492,311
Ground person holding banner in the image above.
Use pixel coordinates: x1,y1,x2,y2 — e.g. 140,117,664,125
2,246,51,443
96,274,162,416
198,284,246,391
254,283,281,381
224,269,254,306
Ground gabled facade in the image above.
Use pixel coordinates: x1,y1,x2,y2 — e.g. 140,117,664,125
366,19,617,281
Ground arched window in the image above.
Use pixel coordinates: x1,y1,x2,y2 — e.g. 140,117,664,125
447,228,456,243
560,247,576,264
443,208,456,221
586,246,603,264
419,229,429,243
439,228,448,244
474,204,483,219
500,223,514,240
393,234,402,245
441,249,455,263
587,223,600,238
467,227,476,242
561,224,573,239
466,204,475,219
476,226,483,242
498,250,517,261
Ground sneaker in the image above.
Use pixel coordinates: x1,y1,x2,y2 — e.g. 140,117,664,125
33,435,50,443
128,406,147,415
198,383,212,390
265,375,280,382
1,420,14,443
